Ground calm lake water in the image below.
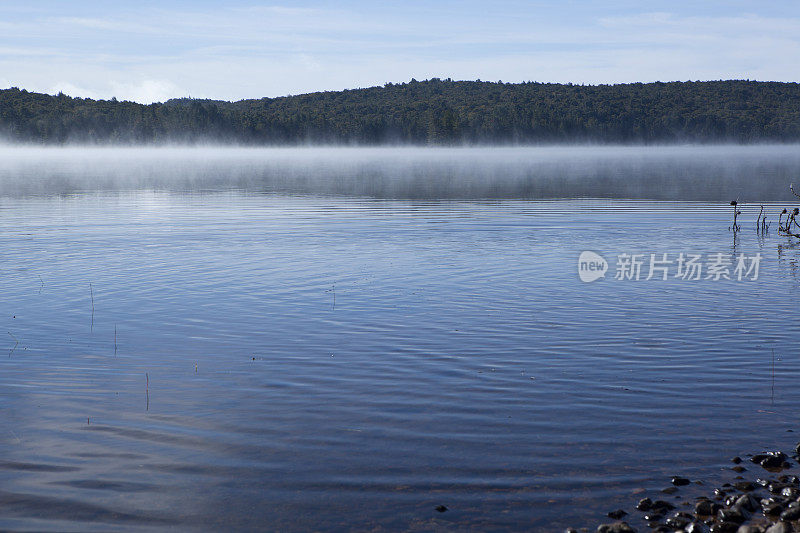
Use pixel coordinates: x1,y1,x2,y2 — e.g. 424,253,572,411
2,146,800,532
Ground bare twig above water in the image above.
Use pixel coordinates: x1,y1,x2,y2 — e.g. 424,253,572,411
729,200,741,232
7,331,18,357
756,205,763,232
89,283,94,331
325,282,336,310
756,205,770,234
771,348,775,404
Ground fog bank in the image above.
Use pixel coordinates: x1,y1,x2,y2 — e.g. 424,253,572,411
0,145,799,200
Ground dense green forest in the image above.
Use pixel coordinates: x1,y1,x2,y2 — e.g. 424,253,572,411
1,79,800,144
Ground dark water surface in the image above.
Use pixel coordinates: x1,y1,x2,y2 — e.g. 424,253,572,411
2,149,800,531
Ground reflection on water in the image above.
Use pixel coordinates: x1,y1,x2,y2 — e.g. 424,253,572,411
2,190,800,530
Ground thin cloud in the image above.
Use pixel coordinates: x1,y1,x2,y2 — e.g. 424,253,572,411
1,4,799,103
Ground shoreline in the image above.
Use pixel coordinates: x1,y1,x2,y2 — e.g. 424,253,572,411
584,444,800,533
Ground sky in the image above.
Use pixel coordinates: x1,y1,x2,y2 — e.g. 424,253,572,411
0,1,798,103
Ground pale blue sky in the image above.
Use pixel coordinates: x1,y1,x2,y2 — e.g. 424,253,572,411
1,1,798,103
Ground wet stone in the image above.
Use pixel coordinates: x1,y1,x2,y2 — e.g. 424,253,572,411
696,500,721,515
735,482,756,492
781,506,800,521
662,486,679,494
737,526,765,533
763,502,785,517
596,522,636,533
733,457,743,464
755,452,789,470
636,498,653,511
665,515,691,529
651,501,675,513
733,466,748,473
782,487,799,499
718,507,748,524
711,522,742,533
770,483,792,495
765,522,792,533
673,477,692,486
607,509,627,520
735,494,759,512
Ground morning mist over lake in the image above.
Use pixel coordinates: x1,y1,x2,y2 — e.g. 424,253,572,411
3,2,800,533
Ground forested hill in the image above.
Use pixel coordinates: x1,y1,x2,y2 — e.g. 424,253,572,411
2,79,800,144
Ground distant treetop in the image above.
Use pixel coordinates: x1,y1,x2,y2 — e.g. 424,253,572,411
1,79,799,144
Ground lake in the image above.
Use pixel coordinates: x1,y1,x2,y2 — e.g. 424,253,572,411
2,146,800,532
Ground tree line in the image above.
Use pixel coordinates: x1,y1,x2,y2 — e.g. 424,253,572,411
1,78,799,144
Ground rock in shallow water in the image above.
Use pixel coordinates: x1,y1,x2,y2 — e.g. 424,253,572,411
684,522,708,533
673,476,691,486
752,452,790,470
636,498,653,511
597,521,636,533
736,526,764,533
696,499,721,515
650,500,675,513
780,505,800,520
711,522,741,533
765,522,793,533
718,507,748,524
607,509,627,520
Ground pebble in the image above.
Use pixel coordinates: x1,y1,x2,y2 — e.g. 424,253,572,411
711,522,741,533
586,442,800,533
650,500,675,513
717,507,748,524
734,481,756,492
764,502,785,517
434,505,447,513
596,522,636,533
752,452,790,470
684,523,708,533
696,500,721,515
636,498,652,511
780,506,800,520
765,522,792,533
736,526,763,533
